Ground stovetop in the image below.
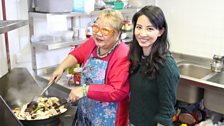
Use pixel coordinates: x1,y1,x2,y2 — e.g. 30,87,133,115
59,105,77,126
0,68,77,126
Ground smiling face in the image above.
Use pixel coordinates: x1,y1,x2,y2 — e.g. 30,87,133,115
92,10,124,51
135,15,164,55
92,18,119,50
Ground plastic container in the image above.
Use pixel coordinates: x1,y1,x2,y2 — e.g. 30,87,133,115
105,1,124,10
62,31,74,40
72,0,95,13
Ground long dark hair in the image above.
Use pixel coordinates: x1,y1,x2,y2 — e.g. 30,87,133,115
128,5,170,78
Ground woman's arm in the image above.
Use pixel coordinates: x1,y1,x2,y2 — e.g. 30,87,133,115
49,54,78,84
50,38,94,84
155,57,180,126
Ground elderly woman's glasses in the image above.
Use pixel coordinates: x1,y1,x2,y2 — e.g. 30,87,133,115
91,24,114,36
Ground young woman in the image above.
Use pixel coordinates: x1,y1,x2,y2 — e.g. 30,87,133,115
128,6,180,126
49,10,130,126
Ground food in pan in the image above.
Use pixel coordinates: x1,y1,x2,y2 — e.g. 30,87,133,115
12,97,67,120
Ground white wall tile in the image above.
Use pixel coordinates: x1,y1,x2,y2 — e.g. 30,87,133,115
35,48,70,69
158,0,224,58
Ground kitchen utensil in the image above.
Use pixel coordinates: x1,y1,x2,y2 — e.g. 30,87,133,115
14,96,71,126
55,98,71,109
31,81,54,102
40,82,54,96
178,112,197,125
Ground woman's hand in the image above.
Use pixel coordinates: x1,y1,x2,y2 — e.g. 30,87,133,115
69,85,89,102
69,86,84,102
48,67,64,84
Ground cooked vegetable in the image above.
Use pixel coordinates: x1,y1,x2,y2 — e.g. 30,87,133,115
12,97,67,120
25,101,38,113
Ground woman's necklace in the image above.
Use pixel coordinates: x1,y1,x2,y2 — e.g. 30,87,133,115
97,40,120,58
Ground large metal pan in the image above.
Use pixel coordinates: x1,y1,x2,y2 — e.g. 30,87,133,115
0,68,76,126
14,96,71,126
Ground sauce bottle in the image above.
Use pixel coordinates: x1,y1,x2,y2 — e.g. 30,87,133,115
67,44,75,75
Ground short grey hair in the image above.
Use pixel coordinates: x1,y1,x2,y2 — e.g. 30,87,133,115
97,9,124,32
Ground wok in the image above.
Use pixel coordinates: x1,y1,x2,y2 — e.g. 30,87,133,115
14,96,71,126
0,68,76,126
20,115,61,126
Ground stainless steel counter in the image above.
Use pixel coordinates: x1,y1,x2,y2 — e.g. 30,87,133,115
36,68,77,90
36,52,224,90
0,67,77,126
173,52,224,90
173,52,224,114
0,20,28,34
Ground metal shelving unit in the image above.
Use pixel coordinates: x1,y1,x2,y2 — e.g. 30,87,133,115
0,20,28,34
29,8,136,76
29,8,138,50
31,38,87,50
29,8,139,18
29,8,136,51
31,37,132,50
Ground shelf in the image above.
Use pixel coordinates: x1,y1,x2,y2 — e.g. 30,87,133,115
0,20,28,34
29,8,135,50
32,38,86,50
32,37,132,50
29,8,139,18
29,7,135,76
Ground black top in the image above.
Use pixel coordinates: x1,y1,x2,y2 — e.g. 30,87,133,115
129,55,180,126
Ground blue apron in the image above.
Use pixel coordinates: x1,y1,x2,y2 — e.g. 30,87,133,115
76,52,118,126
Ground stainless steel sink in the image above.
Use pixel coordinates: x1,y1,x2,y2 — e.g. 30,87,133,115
204,72,224,114
173,53,224,113
176,82,204,104
207,72,224,85
178,62,212,79
204,88,224,114
176,62,212,104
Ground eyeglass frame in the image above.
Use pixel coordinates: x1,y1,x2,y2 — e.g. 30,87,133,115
91,24,114,36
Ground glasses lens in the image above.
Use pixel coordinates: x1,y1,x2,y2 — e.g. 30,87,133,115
92,25,99,33
101,28,112,36
92,24,113,36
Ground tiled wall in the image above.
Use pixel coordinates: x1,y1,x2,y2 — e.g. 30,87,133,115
157,0,224,58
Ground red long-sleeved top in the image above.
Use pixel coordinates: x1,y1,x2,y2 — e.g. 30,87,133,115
70,37,130,126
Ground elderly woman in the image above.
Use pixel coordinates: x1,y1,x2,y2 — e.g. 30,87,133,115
49,10,130,126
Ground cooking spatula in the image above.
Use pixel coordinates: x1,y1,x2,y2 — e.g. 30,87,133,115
40,81,54,96
32,81,54,102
